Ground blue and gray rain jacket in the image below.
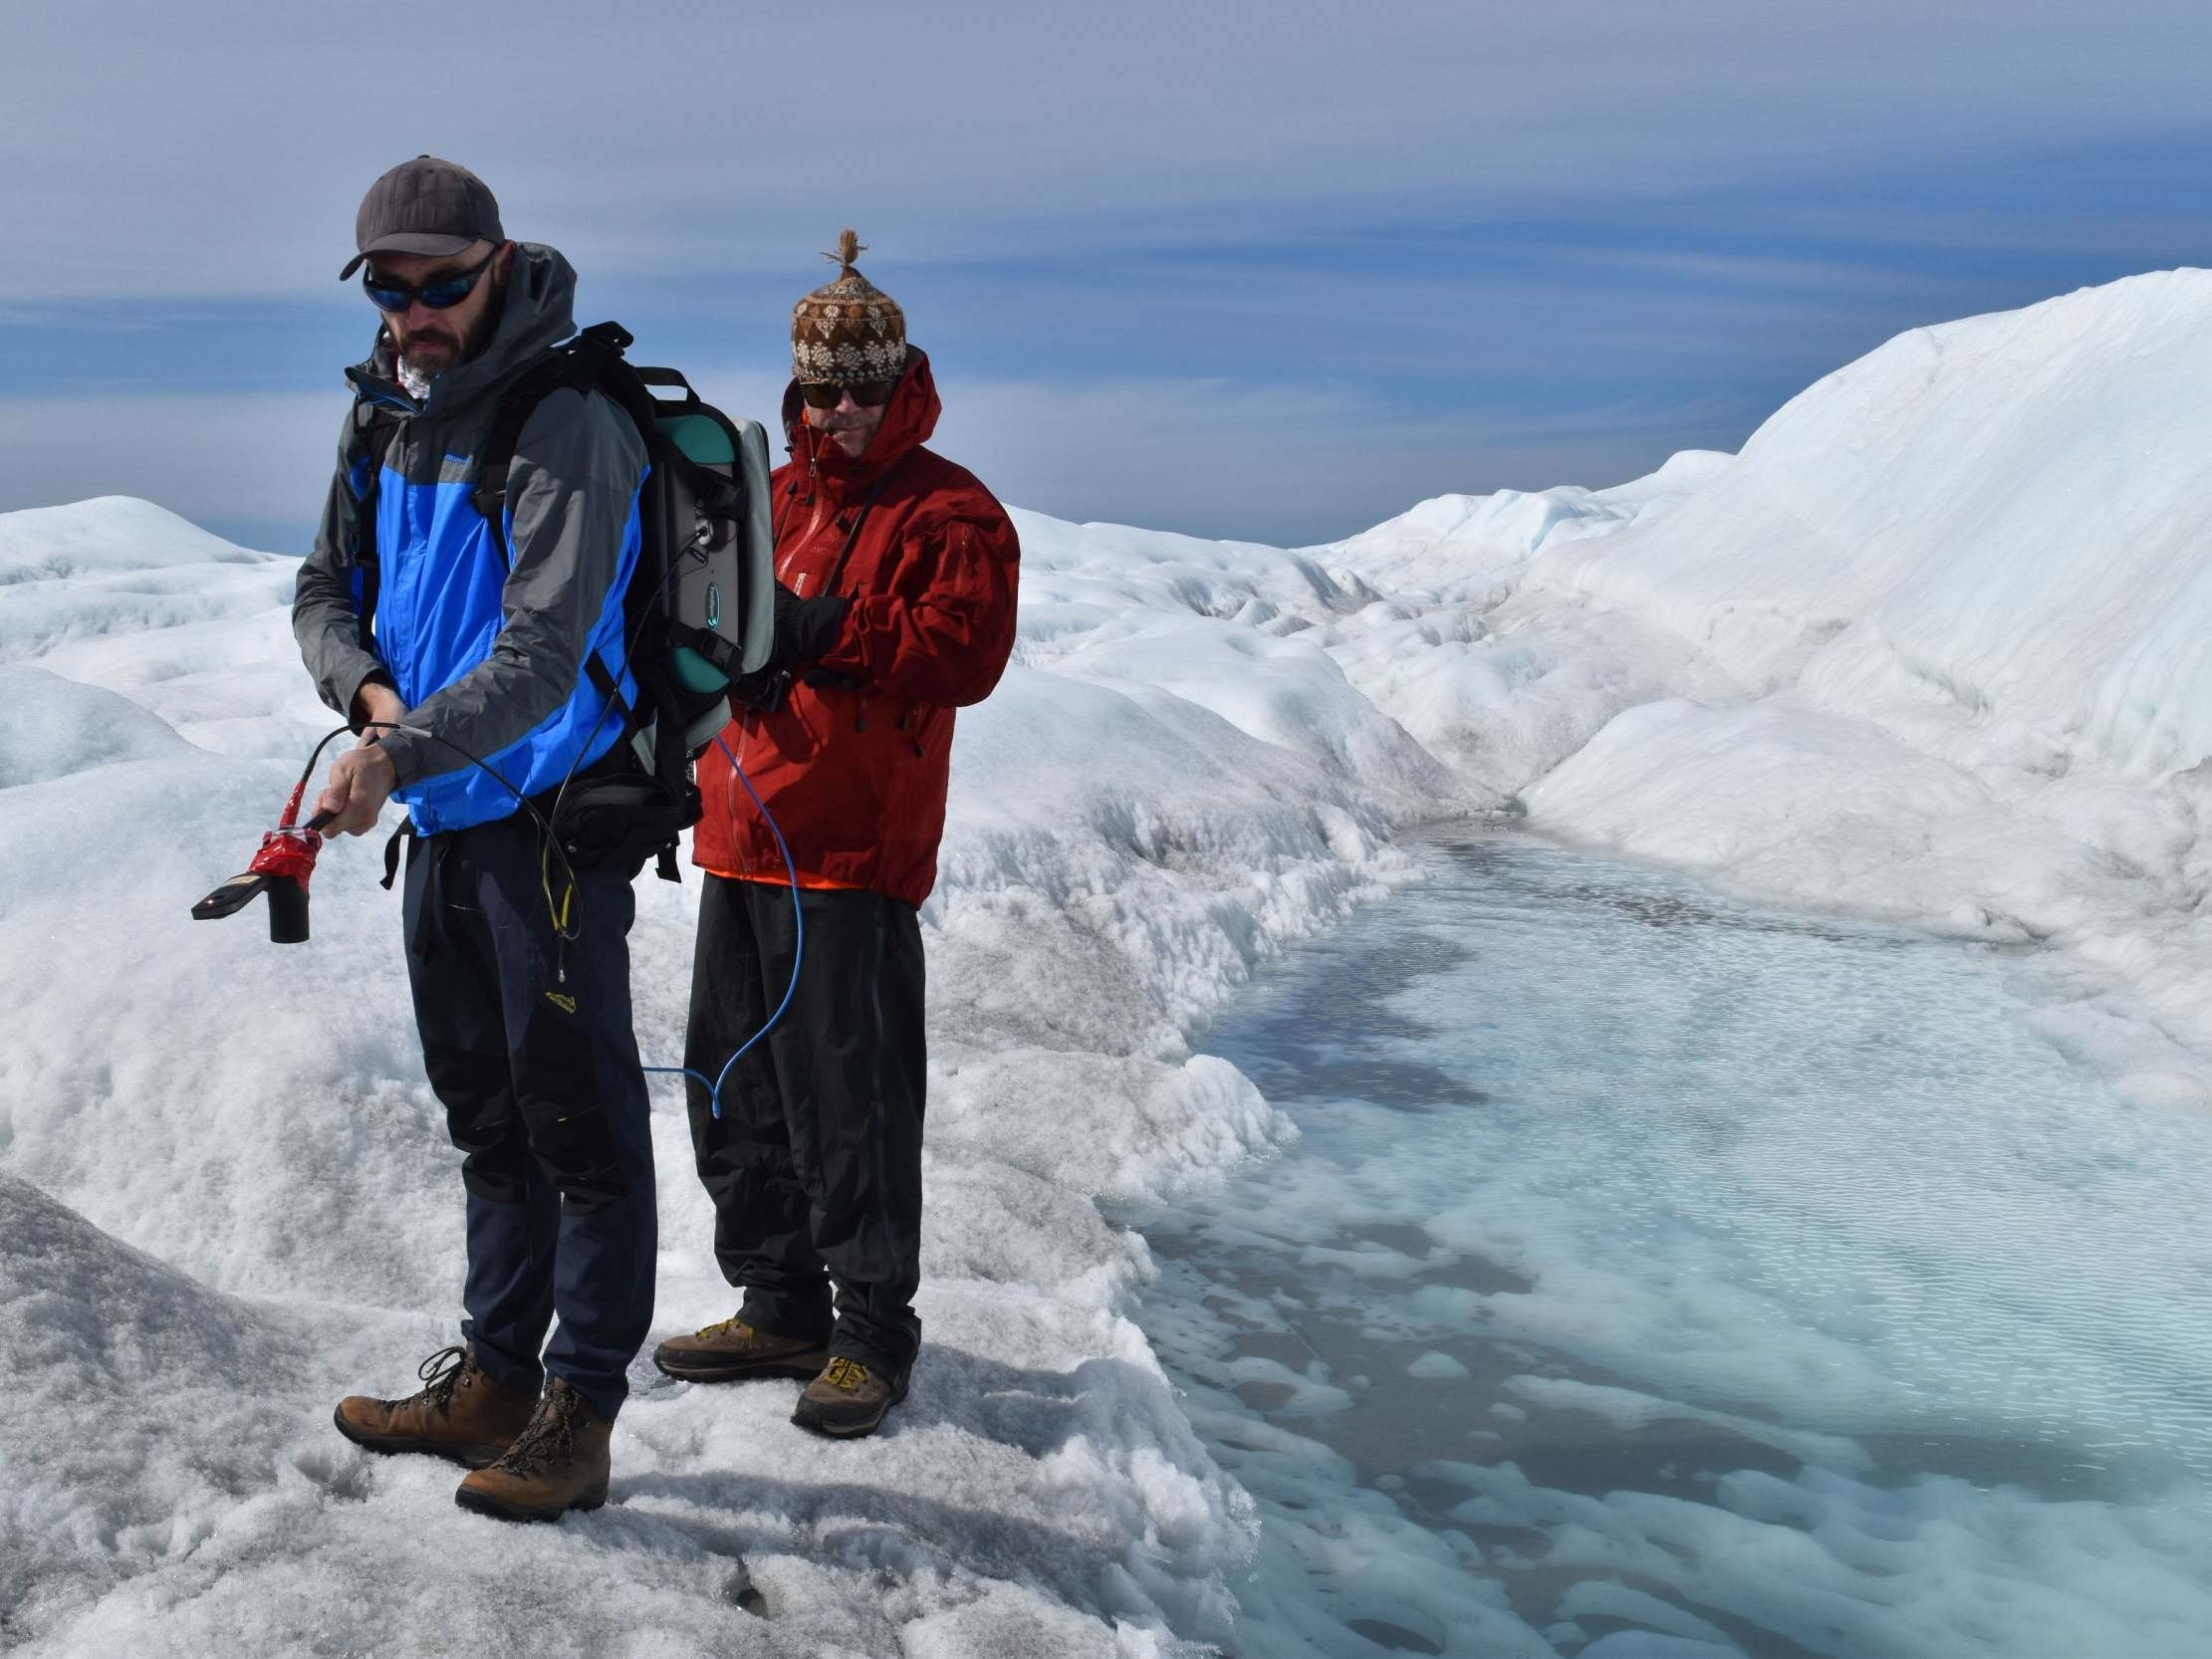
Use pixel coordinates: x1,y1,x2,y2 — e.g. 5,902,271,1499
293,243,646,833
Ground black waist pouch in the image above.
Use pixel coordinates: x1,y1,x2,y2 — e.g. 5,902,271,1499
547,769,702,878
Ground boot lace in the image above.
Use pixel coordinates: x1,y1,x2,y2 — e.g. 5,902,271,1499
820,1356,869,1394
496,1382,582,1478
696,1314,755,1340
404,1344,469,1410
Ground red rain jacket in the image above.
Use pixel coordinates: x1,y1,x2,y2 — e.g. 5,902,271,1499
691,350,1020,905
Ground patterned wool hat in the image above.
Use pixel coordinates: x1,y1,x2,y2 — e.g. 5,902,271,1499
791,229,907,385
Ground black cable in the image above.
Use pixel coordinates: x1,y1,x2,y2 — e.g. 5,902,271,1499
293,725,354,796
342,718,585,940
319,513,723,944
351,719,558,836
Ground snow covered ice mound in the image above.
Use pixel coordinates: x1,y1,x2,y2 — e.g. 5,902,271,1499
1308,266,2212,1106
0,1174,927,1656
0,496,1468,1655
1504,269,2212,1102
0,1172,311,1637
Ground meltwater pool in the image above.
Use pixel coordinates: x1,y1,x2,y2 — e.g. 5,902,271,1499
1135,832,2212,1659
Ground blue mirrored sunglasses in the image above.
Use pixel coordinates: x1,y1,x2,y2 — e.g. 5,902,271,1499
362,247,497,314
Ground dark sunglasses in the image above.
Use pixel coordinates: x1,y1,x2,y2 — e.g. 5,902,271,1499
799,377,896,410
362,247,498,314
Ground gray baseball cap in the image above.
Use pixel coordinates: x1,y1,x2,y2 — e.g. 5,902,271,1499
340,155,504,280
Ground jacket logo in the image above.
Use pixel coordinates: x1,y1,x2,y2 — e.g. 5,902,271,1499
544,992,578,1015
705,582,721,629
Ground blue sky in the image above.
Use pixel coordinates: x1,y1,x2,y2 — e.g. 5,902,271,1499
7,2,2212,550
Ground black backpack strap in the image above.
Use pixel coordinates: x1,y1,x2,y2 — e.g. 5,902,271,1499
377,817,418,891
468,322,632,561
620,641,703,883
615,360,748,580
470,324,647,736
582,653,634,734
464,321,719,888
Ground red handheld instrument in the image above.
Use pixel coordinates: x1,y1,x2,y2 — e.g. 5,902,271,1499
190,779,337,943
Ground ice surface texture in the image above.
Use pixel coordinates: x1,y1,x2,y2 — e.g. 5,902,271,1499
0,495,1458,1654
1146,836,2212,1658
13,263,2212,1651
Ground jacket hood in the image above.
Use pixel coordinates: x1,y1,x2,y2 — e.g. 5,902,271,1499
783,348,942,489
350,241,580,415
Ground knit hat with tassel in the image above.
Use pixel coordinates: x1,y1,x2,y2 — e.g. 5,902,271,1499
791,229,908,386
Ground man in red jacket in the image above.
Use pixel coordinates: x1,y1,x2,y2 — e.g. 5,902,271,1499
652,232,1020,1437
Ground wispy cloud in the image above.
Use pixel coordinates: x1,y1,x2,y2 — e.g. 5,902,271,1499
10,4,2212,544
13,2,2212,300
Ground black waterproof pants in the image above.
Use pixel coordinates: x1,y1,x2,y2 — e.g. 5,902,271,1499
683,873,925,1384
401,814,657,1421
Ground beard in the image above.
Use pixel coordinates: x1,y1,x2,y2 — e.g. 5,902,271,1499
394,278,507,396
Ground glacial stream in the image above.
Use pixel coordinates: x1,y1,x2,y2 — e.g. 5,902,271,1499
1133,831,2212,1659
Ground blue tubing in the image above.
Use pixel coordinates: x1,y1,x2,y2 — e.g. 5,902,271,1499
642,735,804,1119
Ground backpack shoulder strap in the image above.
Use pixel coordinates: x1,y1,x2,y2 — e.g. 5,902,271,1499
469,325,633,562
461,322,728,887
469,325,662,748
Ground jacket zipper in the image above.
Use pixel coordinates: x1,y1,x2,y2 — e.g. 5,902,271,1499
726,718,756,875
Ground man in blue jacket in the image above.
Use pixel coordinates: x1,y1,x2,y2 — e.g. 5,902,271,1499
292,156,653,1523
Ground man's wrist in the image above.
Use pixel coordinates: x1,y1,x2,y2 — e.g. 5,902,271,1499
375,727,421,787
349,671,401,731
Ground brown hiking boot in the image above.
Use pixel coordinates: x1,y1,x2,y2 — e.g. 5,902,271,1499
454,1376,611,1523
333,1343,537,1469
791,1355,907,1439
651,1314,831,1383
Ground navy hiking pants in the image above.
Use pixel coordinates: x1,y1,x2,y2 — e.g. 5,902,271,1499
683,873,925,1385
402,813,656,1420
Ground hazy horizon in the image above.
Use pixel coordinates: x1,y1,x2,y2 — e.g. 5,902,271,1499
9,1,2212,549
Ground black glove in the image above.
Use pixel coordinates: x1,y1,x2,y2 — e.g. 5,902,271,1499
728,666,792,713
773,583,850,669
